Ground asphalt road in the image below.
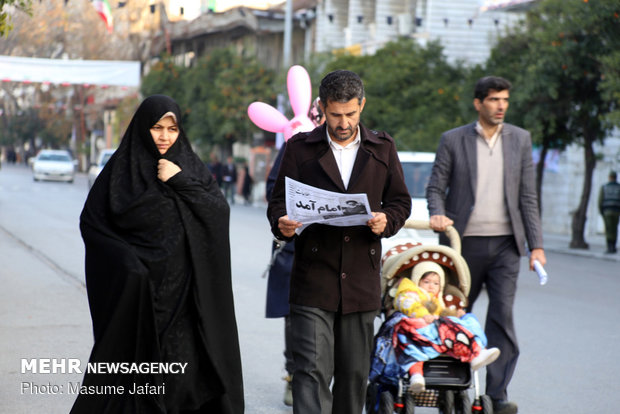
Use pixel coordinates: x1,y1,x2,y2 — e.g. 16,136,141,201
1,163,619,413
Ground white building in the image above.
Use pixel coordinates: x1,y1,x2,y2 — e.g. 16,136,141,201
313,0,522,64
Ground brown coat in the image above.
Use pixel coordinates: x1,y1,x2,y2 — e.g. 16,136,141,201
267,123,411,314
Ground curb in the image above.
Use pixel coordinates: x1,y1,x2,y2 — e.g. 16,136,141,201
544,243,620,262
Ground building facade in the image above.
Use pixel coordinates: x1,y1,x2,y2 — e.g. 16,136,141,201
313,0,522,64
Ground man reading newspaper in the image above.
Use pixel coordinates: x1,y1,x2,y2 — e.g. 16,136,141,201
267,69,411,414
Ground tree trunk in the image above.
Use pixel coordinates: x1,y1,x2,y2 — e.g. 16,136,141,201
569,133,596,249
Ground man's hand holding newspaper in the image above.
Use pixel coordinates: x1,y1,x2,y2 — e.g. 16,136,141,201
278,177,387,236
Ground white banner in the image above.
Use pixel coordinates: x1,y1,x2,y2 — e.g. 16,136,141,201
0,55,140,87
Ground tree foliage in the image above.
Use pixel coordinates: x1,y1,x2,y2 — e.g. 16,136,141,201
140,58,187,104
323,38,469,152
486,0,620,247
2,108,44,147
599,35,620,126
141,39,470,155
142,48,276,156
0,0,31,37
0,0,122,59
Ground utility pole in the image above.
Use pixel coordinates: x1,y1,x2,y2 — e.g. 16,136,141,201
283,0,293,69
276,0,294,149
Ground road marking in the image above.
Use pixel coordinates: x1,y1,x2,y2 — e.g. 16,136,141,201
0,225,85,290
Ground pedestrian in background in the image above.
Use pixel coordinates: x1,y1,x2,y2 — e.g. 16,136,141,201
222,156,237,204
426,76,546,414
241,161,253,205
267,70,411,414
74,95,243,413
207,152,223,188
598,170,620,254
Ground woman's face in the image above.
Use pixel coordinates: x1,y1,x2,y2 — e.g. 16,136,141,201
150,116,179,155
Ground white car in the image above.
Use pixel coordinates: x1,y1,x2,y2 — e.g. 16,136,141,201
32,150,76,183
88,149,116,188
382,151,438,252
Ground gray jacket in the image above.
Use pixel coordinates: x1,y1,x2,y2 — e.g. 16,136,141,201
426,122,543,256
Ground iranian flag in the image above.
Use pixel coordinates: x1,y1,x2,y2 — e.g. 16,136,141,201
93,0,113,33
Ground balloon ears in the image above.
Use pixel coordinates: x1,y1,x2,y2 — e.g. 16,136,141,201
247,102,289,133
287,65,312,120
247,65,315,141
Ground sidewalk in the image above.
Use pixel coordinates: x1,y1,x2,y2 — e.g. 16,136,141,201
543,231,620,262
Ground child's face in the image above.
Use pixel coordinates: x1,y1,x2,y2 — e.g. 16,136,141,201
419,272,441,296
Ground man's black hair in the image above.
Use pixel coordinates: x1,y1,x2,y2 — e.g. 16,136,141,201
319,70,364,108
474,76,512,101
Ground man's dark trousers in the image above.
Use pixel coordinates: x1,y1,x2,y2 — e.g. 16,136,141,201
289,304,376,414
462,235,521,401
603,210,619,251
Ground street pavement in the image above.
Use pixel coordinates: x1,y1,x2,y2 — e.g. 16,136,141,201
1,163,619,413
543,231,620,263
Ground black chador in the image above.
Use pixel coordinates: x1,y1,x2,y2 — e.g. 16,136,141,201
72,95,243,414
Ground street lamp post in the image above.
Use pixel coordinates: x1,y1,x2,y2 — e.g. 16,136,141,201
283,0,292,69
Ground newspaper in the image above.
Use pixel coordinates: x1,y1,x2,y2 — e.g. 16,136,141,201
285,177,373,233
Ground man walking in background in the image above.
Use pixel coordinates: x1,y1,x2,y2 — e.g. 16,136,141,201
222,156,237,204
426,76,546,414
599,170,620,254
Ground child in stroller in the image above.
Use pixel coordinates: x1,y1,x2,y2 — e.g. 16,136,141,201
391,261,500,393
368,221,499,414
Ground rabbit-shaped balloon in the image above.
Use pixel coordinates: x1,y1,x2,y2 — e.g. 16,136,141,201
247,65,316,141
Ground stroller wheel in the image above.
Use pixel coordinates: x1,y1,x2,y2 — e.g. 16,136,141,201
365,383,379,414
478,395,493,414
403,392,416,414
379,390,394,414
455,390,472,414
437,390,454,414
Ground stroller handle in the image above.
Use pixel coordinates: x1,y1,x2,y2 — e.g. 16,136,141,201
403,219,461,255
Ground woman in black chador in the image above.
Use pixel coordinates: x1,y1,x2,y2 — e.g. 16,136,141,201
72,95,244,414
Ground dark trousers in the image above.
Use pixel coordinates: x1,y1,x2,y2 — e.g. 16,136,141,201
222,181,235,204
603,211,619,247
284,315,294,375
289,304,376,414
462,236,521,402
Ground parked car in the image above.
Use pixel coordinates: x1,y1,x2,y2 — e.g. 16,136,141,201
32,149,76,183
87,149,116,188
382,151,438,252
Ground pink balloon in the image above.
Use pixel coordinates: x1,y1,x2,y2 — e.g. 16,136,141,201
287,65,312,119
247,102,289,133
247,65,315,141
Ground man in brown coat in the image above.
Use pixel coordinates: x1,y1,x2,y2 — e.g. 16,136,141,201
267,70,411,414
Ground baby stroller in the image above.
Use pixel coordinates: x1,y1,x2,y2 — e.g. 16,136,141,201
366,220,494,414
